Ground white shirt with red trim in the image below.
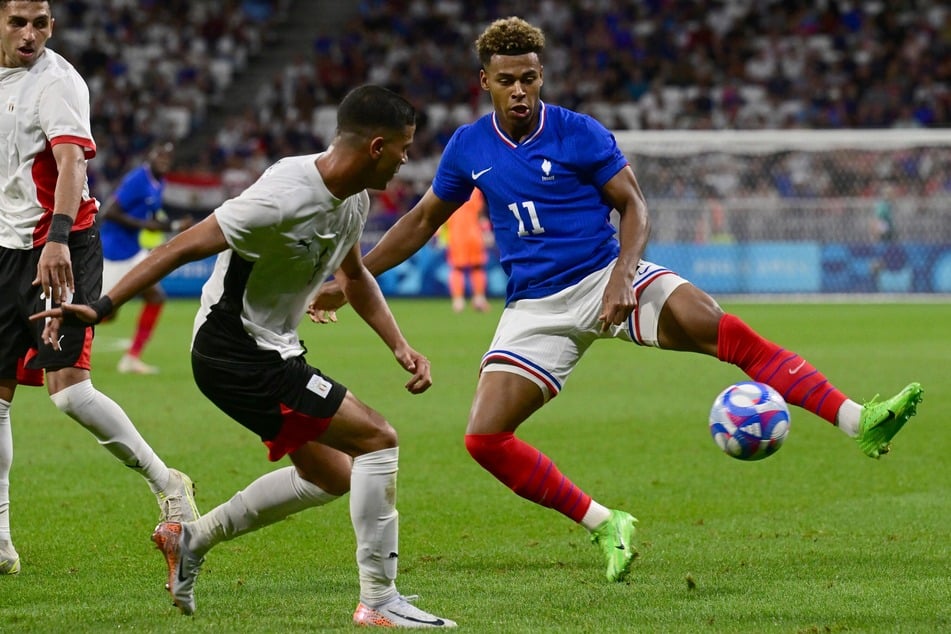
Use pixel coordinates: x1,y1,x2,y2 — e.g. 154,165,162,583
0,48,98,250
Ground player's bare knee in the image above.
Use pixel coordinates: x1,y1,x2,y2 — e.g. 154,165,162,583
47,378,93,418
345,411,398,456
659,285,723,353
364,417,398,453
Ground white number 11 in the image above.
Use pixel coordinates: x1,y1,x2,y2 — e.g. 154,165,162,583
507,201,546,236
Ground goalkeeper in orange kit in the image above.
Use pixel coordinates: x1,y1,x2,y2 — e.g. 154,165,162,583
440,188,493,312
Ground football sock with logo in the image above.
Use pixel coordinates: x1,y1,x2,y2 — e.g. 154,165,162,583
129,302,163,357
465,432,592,523
0,399,11,541
716,314,848,425
49,379,170,493
186,465,338,556
351,447,400,606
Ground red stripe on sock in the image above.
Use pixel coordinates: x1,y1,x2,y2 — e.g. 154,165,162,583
465,432,591,522
716,313,847,424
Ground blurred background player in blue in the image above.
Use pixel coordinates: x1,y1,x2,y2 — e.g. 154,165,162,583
99,141,192,374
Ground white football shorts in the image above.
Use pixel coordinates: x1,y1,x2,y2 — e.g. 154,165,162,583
480,259,688,401
101,248,150,293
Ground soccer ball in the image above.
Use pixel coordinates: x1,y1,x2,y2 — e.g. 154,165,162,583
709,381,790,461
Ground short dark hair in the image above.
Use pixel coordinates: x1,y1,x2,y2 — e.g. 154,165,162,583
336,85,415,138
475,17,545,68
0,0,50,10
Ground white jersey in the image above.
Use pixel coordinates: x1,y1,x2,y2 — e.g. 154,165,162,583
0,48,98,250
193,154,369,359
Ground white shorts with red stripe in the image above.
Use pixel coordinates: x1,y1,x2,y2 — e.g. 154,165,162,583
480,259,687,401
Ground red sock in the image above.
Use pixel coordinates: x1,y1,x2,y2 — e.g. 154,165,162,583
717,314,846,424
465,432,591,523
129,302,163,357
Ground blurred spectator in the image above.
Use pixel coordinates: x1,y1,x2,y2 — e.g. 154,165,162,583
53,0,951,222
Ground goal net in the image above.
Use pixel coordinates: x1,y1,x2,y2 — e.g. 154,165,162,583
614,129,951,296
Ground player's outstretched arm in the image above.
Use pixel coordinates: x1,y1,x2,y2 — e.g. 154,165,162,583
31,215,229,349
336,244,432,394
362,187,459,276
308,188,460,324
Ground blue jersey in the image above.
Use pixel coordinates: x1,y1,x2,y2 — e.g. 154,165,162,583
432,102,628,304
100,164,165,261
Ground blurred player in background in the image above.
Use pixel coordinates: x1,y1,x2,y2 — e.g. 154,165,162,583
0,0,197,577
440,188,492,312
310,17,924,585
35,85,456,628
99,141,193,374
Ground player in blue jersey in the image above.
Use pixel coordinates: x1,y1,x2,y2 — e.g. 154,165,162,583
99,142,192,374
310,17,923,584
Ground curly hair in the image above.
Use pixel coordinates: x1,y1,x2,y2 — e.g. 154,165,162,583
475,17,545,68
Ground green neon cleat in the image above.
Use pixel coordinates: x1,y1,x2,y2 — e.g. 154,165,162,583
590,509,637,582
856,382,923,458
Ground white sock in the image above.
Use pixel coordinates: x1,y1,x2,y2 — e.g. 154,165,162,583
186,465,338,556
580,501,612,531
351,447,400,606
50,380,169,493
835,399,863,437
0,398,11,542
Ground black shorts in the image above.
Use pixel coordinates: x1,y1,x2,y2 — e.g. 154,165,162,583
0,228,103,381
191,312,348,461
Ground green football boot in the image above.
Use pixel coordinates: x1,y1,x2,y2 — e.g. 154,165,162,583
856,382,923,458
590,509,637,582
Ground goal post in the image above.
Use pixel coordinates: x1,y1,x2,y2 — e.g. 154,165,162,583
613,129,951,295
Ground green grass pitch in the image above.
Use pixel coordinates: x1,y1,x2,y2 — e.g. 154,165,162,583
3,298,949,632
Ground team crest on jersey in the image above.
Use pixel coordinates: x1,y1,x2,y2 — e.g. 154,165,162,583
541,159,555,182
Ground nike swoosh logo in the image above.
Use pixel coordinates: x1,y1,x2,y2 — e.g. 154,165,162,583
614,526,625,550
471,167,492,180
788,359,806,374
389,611,446,626
177,562,189,583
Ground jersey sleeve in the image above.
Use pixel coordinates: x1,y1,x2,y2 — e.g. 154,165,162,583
432,127,475,204
575,114,628,188
213,189,283,262
38,73,96,158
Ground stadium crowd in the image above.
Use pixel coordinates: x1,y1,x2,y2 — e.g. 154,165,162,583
51,0,288,200
235,0,951,169
51,1,951,209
